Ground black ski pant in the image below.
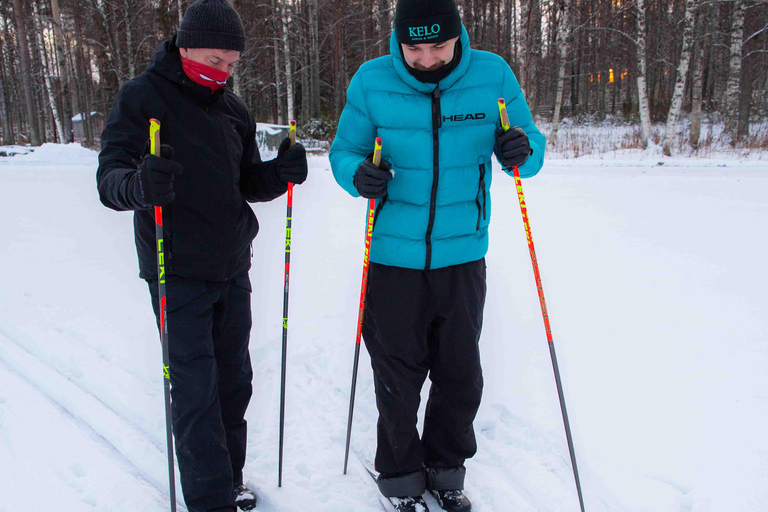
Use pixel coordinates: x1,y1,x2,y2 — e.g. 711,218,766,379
148,274,253,512
362,259,486,498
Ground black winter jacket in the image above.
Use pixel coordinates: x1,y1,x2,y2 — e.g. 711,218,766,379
97,38,287,281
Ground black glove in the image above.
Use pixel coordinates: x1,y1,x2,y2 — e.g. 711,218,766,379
494,126,531,169
276,137,308,185
353,157,393,199
135,144,183,207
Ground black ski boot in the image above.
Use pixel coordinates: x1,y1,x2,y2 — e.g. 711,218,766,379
430,490,471,512
387,495,429,512
233,484,257,511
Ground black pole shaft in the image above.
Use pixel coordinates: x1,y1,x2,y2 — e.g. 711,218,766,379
343,341,362,474
549,341,586,512
279,183,293,487
156,212,177,512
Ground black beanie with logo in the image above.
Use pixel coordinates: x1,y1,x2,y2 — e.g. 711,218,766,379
177,0,246,52
394,0,462,45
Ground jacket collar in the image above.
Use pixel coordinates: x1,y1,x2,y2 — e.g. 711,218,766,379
389,24,471,93
147,37,227,106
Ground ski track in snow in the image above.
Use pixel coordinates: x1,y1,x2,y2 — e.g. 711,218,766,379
0,325,176,505
1,143,767,512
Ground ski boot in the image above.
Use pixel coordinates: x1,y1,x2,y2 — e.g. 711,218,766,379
233,484,257,511
430,489,471,512
387,495,429,512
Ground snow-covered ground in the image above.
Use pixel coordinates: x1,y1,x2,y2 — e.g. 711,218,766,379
1,143,766,512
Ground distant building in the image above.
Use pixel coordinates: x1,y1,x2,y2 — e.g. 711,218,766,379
72,112,104,144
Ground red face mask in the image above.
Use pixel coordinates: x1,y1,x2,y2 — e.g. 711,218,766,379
181,56,230,92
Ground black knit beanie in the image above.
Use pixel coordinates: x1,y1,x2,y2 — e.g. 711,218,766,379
177,0,246,52
394,0,462,45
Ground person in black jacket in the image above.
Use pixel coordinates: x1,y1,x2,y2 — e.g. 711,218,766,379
96,1,308,511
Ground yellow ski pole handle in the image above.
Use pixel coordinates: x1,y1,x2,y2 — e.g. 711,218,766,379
150,118,161,156
289,119,297,146
498,98,511,132
372,137,383,167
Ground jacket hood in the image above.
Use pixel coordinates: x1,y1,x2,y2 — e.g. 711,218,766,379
389,24,471,93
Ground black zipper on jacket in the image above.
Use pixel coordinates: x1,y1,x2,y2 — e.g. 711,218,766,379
425,85,441,270
476,163,487,231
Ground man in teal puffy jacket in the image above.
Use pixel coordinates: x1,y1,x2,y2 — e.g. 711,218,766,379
330,1,544,510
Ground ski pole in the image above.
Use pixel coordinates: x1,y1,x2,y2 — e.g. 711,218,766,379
150,118,177,512
498,99,586,512
343,137,382,475
278,119,297,487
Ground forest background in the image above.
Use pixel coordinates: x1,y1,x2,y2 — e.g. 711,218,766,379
0,0,766,157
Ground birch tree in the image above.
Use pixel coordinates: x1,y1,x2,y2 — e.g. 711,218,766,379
635,0,653,148
33,0,65,143
550,0,572,146
689,6,708,149
662,0,697,156
50,0,72,142
283,0,295,122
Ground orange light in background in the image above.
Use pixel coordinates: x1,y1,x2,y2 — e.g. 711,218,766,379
609,68,615,83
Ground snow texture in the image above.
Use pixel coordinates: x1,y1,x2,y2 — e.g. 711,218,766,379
0,143,766,512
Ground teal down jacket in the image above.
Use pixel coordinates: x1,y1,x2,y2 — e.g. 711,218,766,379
330,26,545,270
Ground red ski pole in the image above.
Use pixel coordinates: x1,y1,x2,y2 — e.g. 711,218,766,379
498,99,585,512
343,137,382,474
278,120,297,487
150,118,177,512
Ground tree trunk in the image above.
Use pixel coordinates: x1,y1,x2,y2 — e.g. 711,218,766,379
12,0,42,145
300,14,310,123
724,0,745,143
50,0,72,142
662,0,696,156
521,0,541,112
124,0,136,79
737,64,752,140
309,0,321,118
271,0,283,124
689,8,705,148
34,0,65,143
550,0,572,146
283,0,295,122
636,0,653,147
0,76,12,145
378,0,390,56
